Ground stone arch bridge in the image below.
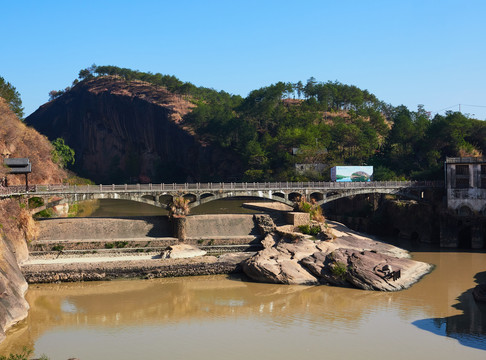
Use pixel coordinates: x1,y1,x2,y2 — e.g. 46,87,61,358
1,181,443,214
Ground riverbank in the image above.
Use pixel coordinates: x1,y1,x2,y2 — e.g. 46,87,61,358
21,218,431,289
22,252,251,283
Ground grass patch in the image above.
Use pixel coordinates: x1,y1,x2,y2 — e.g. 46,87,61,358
331,261,348,279
51,245,64,252
298,224,321,236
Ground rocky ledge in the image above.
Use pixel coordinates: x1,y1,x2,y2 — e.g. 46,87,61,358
242,221,433,291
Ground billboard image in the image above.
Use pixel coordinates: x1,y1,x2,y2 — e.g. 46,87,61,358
331,166,373,182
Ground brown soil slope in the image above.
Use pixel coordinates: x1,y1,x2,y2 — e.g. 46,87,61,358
0,98,66,185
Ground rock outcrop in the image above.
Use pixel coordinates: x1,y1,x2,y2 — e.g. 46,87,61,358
243,221,432,291
161,244,207,259
0,233,29,343
25,76,243,183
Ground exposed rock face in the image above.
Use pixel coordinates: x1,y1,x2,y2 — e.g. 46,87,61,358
243,221,432,291
302,248,432,291
253,214,276,235
0,236,29,343
25,77,243,183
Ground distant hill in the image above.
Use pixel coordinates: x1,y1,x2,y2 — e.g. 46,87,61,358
25,76,243,183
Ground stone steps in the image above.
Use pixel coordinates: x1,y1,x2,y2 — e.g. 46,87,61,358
28,244,262,259
28,235,261,251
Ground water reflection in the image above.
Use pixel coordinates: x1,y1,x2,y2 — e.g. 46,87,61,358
413,270,486,350
1,253,486,359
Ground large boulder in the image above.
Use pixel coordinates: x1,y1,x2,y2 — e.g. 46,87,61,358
242,233,335,285
301,248,432,291
242,221,433,291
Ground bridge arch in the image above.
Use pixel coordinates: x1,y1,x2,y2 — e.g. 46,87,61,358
190,191,295,208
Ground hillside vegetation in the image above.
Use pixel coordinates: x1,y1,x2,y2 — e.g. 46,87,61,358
0,98,67,185
46,65,486,182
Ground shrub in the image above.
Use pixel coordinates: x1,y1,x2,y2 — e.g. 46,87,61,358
294,196,325,223
169,196,190,218
298,224,321,236
52,245,64,252
104,242,115,249
331,261,348,279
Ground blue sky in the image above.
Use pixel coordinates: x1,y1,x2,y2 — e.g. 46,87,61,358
1,0,485,119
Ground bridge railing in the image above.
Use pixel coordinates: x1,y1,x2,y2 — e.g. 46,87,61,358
0,180,444,197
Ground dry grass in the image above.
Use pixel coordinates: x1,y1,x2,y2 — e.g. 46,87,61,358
0,198,38,244
0,98,67,185
169,196,190,218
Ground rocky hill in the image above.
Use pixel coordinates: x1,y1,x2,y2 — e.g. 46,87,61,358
0,98,67,343
0,98,66,185
25,76,243,184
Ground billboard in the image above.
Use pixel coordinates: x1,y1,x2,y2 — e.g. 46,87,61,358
331,166,373,182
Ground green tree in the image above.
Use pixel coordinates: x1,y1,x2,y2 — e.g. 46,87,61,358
51,138,75,168
0,75,24,119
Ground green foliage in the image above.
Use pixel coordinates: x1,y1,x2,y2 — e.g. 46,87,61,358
105,241,129,249
28,197,44,209
68,203,79,217
295,197,325,223
52,245,64,252
51,138,75,168
0,347,48,360
331,261,348,279
298,224,321,236
0,75,24,119
35,209,54,218
71,65,486,182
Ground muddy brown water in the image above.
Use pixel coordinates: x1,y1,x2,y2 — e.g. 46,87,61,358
4,199,485,358
1,251,485,359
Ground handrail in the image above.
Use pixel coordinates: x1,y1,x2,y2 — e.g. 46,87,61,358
0,180,444,197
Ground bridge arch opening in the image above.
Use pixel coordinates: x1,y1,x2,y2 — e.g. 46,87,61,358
142,195,156,202
310,192,324,202
183,193,197,204
288,192,301,203
158,195,173,206
273,192,285,200
200,193,215,200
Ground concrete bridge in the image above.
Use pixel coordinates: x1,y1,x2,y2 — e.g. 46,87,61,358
0,181,443,212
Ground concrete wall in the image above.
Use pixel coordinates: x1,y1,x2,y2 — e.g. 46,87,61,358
185,215,258,238
37,216,172,240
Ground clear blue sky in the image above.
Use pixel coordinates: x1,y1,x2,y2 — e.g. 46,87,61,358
1,0,485,119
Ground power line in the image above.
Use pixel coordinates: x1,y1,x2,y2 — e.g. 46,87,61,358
435,103,486,114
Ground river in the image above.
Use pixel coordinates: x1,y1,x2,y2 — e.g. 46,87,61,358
2,200,486,359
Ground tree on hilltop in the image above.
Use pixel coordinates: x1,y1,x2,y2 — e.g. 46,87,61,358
0,75,24,119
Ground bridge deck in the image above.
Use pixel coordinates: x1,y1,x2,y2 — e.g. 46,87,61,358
0,181,443,197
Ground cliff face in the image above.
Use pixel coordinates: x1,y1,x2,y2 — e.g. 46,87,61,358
26,77,243,184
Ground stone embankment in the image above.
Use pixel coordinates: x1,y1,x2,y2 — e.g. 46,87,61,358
22,252,251,283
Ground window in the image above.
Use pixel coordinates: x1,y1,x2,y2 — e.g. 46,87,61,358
456,165,469,175
455,178,470,189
